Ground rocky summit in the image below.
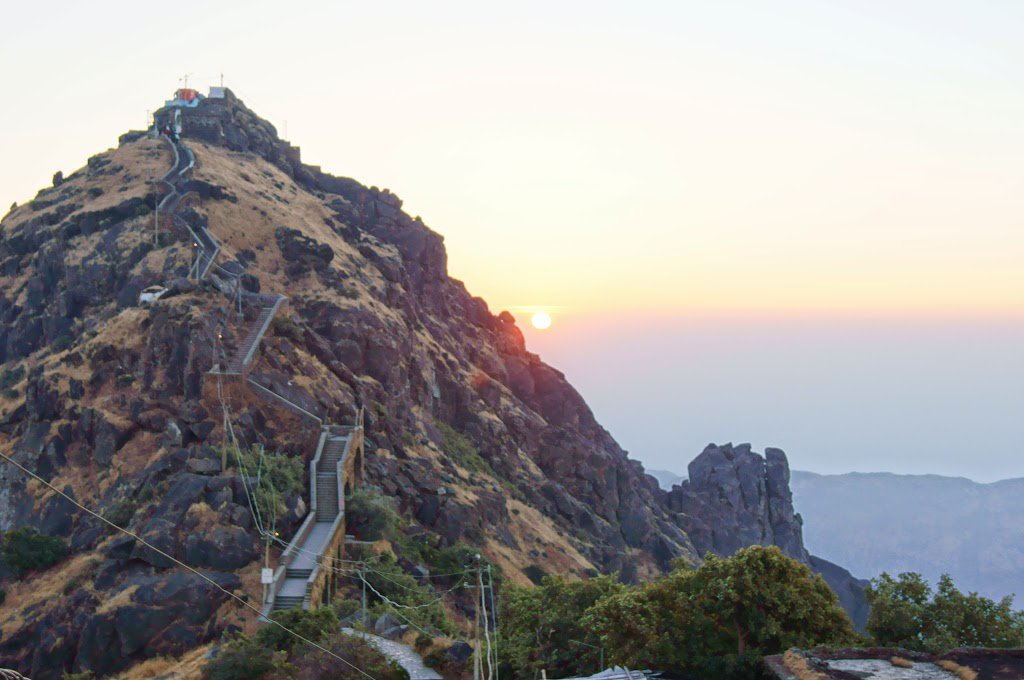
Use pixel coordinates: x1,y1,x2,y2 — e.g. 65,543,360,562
0,89,863,677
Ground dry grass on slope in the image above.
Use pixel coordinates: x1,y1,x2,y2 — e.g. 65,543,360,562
110,644,211,679
781,650,830,680
189,142,404,324
936,660,979,680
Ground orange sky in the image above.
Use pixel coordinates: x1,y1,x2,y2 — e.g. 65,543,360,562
2,1,1023,479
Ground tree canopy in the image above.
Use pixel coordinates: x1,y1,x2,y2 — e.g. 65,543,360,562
584,546,855,677
502,574,624,678
502,546,854,679
866,571,1024,652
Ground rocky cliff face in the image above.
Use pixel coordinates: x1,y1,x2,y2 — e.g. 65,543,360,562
0,92,697,677
0,91,862,677
664,443,808,561
662,443,869,627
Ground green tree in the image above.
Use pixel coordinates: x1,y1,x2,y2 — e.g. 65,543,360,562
502,574,624,678
864,571,931,649
866,571,1024,652
281,634,411,679
345,489,400,541
203,637,286,680
254,607,340,653
1,527,69,577
224,445,304,527
584,546,855,678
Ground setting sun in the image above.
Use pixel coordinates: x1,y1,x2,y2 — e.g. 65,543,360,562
531,311,552,330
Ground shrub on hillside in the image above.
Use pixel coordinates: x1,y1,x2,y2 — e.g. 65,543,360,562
345,489,400,541
203,637,285,680
579,546,855,679
503,574,625,678
1,527,69,577
866,571,1024,652
282,634,409,679
254,607,339,653
223,445,304,523
437,422,493,476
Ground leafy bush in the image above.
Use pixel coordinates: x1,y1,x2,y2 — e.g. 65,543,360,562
204,637,284,680
1,527,69,577
358,557,453,633
414,632,433,652
420,542,479,579
254,607,339,653
106,497,137,528
867,572,1024,652
582,546,854,679
224,445,304,525
205,626,407,679
522,564,547,585
52,333,74,352
285,633,409,679
270,316,305,344
503,574,624,678
333,597,360,620
345,489,400,541
437,422,493,476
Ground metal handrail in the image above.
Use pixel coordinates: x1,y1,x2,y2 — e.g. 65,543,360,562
245,378,324,425
240,295,286,368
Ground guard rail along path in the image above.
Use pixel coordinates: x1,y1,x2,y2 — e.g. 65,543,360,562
264,414,365,614
153,127,366,619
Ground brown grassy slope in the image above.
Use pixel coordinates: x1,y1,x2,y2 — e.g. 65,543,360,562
190,140,601,582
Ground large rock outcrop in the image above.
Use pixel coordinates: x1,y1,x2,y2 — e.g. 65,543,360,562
662,443,869,628
0,91,866,676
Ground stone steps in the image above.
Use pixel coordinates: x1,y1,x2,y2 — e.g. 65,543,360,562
273,595,305,611
222,302,280,372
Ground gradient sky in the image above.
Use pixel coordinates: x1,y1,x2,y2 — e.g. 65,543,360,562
2,1,1022,480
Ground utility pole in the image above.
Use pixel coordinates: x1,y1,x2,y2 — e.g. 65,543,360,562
153,182,159,246
488,563,498,678
473,556,482,680
262,531,271,605
361,563,367,628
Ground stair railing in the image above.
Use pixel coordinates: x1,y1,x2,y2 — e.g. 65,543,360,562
239,295,286,368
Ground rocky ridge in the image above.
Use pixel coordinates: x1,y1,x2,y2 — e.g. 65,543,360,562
0,90,863,676
664,443,870,627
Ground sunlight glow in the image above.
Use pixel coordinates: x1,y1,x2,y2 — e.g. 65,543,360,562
531,311,552,330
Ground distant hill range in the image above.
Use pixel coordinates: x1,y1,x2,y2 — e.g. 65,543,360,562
652,467,1023,601
789,471,1024,602
646,469,686,491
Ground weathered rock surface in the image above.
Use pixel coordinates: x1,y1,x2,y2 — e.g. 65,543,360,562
662,443,869,627
0,91,866,676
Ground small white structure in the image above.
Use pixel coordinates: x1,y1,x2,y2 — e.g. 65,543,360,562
139,285,168,306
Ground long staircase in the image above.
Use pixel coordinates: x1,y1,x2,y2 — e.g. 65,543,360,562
268,429,357,613
157,127,364,618
211,294,286,376
157,135,220,280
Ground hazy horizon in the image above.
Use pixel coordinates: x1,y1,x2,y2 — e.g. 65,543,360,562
3,0,1021,483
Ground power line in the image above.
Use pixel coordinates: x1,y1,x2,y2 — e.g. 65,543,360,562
0,449,377,680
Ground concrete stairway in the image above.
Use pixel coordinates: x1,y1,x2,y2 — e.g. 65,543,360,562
316,437,346,521
214,295,286,375
269,434,348,612
157,137,220,280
